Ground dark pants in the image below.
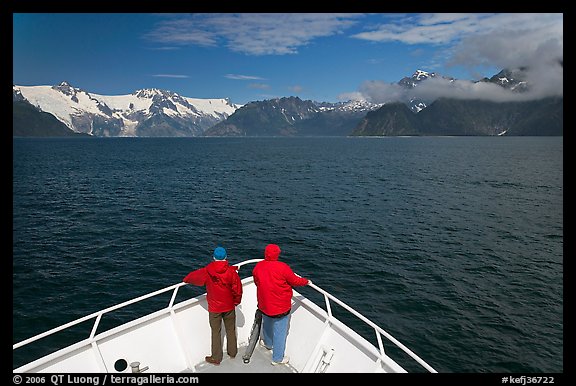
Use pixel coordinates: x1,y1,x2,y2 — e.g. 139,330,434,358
208,309,237,361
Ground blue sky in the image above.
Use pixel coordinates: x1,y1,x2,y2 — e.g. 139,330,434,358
13,13,563,105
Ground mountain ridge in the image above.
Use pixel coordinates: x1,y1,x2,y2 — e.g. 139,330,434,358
13,65,562,137
13,82,241,137
204,96,382,137
352,96,563,136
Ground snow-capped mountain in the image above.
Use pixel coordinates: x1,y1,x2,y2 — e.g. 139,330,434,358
13,82,242,137
205,96,383,137
398,69,459,112
352,66,562,137
397,69,437,112
396,68,535,113
398,69,436,88
478,68,529,92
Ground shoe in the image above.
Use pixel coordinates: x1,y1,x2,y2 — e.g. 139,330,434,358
259,339,272,350
205,356,221,365
271,356,289,365
229,354,236,359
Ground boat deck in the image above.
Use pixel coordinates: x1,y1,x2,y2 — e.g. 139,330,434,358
191,344,297,373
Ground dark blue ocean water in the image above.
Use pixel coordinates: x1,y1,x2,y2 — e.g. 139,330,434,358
13,136,563,373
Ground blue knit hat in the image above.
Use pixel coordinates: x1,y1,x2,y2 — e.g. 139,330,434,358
213,247,227,260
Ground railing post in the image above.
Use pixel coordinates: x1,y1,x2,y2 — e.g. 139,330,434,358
169,284,183,308
89,313,103,340
375,329,385,356
323,294,333,319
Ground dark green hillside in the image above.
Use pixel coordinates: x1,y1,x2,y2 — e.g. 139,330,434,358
13,101,88,137
351,97,563,136
351,103,420,136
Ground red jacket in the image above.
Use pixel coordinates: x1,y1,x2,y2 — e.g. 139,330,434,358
183,260,242,313
253,245,309,317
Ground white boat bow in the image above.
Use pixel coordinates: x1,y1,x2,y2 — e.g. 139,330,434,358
13,259,437,373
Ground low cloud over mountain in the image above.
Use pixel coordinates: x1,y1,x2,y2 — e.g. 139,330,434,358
354,13,563,105
359,62,562,105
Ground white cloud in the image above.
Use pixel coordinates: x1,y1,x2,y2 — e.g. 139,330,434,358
359,81,406,104
337,91,366,102
145,17,218,46
448,15,563,70
225,74,266,80
351,14,561,47
151,74,189,78
411,77,529,102
145,13,363,55
248,83,270,89
352,13,490,45
147,46,181,51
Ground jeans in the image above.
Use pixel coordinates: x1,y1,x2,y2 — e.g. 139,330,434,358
261,313,290,362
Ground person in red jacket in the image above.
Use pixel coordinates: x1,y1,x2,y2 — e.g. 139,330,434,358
183,246,242,365
252,243,311,365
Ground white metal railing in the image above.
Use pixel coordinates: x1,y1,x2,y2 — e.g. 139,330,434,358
13,259,260,352
306,281,437,373
13,259,436,373
241,258,436,372
13,282,188,351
